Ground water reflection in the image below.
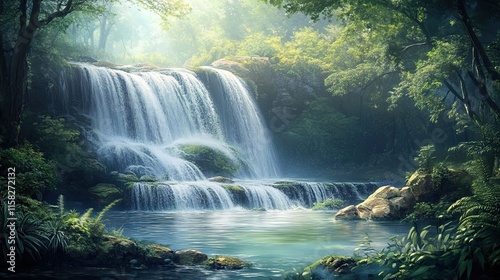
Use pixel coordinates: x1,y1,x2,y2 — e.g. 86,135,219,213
103,210,412,279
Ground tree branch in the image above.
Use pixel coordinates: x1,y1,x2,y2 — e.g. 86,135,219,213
457,0,500,81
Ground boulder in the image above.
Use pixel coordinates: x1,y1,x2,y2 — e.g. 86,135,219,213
174,249,208,265
366,185,400,200
408,169,472,202
357,197,394,220
334,185,416,220
304,255,357,279
407,171,434,202
205,256,251,270
334,205,360,220
144,245,175,265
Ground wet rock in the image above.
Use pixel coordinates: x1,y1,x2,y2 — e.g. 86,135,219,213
144,245,175,265
334,205,360,220
208,176,234,183
205,256,251,270
174,249,208,265
334,185,416,220
305,255,357,279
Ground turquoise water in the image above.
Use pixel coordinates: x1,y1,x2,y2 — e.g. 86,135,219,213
104,209,412,279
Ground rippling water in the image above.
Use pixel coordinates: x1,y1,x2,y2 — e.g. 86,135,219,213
102,209,412,279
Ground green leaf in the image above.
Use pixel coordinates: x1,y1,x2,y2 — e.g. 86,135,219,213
410,265,430,277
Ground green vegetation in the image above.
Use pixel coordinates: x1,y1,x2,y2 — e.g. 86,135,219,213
312,198,345,210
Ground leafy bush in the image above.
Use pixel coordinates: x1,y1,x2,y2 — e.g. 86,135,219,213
21,115,107,199
414,144,436,172
0,144,57,198
312,198,345,210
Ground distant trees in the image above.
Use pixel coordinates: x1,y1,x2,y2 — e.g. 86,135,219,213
263,0,500,129
0,0,189,148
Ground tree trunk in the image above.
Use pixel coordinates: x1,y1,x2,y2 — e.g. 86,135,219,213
1,35,31,148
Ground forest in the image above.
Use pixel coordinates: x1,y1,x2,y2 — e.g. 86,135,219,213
0,0,499,279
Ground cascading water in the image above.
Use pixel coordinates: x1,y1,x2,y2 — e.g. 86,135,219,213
60,63,379,210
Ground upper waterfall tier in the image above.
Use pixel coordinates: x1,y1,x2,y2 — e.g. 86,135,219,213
59,64,280,180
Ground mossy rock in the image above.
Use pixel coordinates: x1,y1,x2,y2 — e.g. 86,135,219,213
174,249,208,265
408,168,471,202
205,256,251,270
88,183,122,208
89,236,140,267
272,181,305,190
208,176,234,183
143,245,175,265
139,175,157,182
306,255,357,278
116,172,139,182
178,144,240,177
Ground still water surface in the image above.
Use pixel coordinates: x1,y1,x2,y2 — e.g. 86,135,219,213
103,209,412,279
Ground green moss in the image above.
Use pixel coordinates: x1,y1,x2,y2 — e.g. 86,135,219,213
272,181,303,189
222,184,244,192
312,198,346,210
178,144,240,177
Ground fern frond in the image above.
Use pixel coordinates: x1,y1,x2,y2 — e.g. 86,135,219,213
95,199,121,223
79,208,93,225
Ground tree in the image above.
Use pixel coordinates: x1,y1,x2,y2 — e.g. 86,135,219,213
263,0,500,129
0,0,189,148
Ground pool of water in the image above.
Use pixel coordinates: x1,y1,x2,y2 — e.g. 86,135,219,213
102,209,412,279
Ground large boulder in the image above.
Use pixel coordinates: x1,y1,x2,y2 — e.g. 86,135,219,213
333,205,360,220
357,197,394,220
334,185,416,220
177,144,241,177
174,249,208,265
408,169,471,202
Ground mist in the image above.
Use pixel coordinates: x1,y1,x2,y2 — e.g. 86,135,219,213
67,0,327,67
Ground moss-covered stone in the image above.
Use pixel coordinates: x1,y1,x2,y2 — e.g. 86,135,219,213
208,176,234,183
178,144,240,177
116,172,139,182
143,245,174,265
174,249,208,265
205,256,251,270
408,168,471,202
306,255,357,278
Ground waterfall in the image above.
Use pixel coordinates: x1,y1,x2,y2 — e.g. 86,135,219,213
201,67,280,178
127,180,380,211
61,64,279,180
60,63,379,211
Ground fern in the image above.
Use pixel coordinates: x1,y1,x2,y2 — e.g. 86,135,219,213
95,199,121,224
